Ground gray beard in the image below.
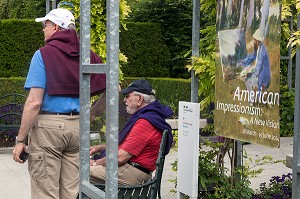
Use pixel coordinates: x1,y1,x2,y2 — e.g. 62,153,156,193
126,104,138,115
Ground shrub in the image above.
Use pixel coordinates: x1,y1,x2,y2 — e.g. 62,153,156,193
0,0,46,19
170,137,285,199
252,173,292,199
0,20,44,77
0,77,27,95
120,22,171,77
280,85,294,137
129,0,193,78
170,140,255,199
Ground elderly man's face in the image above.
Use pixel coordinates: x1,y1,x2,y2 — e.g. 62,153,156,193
124,92,141,114
42,20,57,41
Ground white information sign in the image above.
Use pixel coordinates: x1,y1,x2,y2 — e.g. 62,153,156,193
177,101,200,199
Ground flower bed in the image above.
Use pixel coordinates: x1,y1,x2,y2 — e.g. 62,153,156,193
252,173,292,199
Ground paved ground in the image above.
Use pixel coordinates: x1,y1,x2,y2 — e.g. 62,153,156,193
0,147,31,199
0,137,293,199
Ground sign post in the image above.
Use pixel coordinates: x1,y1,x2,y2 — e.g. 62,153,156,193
177,101,200,199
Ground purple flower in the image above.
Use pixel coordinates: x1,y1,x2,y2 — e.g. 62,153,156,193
253,173,292,198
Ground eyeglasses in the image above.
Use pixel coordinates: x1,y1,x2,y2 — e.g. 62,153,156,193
42,22,54,29
124,93,140,99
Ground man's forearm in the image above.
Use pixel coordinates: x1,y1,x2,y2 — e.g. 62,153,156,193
95,149,133,167
17,88,44,141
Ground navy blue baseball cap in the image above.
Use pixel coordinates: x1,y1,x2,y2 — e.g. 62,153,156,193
120,80,155,95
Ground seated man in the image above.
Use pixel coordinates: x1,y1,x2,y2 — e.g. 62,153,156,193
90,79,174,185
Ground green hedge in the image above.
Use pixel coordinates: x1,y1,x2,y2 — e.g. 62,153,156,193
0,77,27,95
0,20,172,78
120,22,171,77
0,0,46,20
0,19,44,77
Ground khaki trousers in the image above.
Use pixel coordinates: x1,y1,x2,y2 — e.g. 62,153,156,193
90,163,152,186
28,114,79,199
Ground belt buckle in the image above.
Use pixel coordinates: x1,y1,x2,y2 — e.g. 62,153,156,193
132,162,139,167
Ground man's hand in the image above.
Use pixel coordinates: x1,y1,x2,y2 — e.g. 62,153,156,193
90,146,99,155
90,159,104,166
90,144,106,155
12,143,26,163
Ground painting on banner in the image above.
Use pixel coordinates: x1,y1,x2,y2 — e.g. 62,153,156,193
215,0,281,147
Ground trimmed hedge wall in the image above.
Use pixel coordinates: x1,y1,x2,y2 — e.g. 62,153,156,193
120,22,171,77
0,0,46,20
0,77,27,95
0,20,173,78
0,77,191,115
0,19,44,77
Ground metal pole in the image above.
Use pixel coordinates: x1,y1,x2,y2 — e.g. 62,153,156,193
105,0,119,198
292,13,300,199
52,0,56,9
288,17,293,89
234,141,242,186
46,0,50,13
191,0,200,103
79,0,92,198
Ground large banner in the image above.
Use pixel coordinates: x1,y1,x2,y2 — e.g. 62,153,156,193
215,0,281,147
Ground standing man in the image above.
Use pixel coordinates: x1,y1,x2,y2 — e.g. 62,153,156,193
89,80,174,185
12,8,106,199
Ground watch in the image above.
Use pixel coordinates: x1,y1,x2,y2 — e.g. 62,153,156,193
15,136,25,144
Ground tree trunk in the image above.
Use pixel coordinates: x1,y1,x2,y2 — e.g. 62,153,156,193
259,0,270,36
246,0,255,30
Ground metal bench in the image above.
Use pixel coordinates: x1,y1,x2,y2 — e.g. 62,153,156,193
94,129,169,199
0,93,26,146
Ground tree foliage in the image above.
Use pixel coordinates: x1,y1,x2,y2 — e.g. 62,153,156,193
129,0,193,78
287,0,300,56
0,0,45,19
0,20,44,77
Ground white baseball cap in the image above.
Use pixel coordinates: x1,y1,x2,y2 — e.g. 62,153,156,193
35,8,75,30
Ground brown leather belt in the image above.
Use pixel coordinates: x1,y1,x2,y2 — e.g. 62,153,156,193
128,162,151,175
39,111,79,115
